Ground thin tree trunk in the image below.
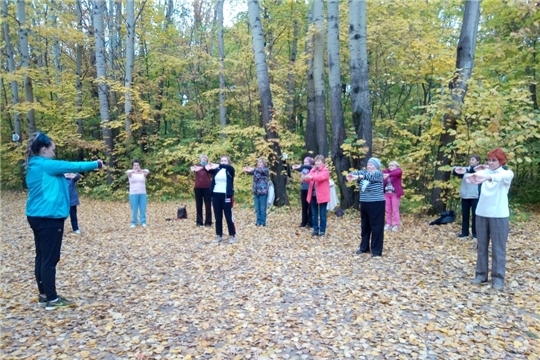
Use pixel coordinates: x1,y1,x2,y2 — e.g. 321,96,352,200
75,0,84,160
2,0,21,141
217,0,227,127
430,0,481,214
304,6,317,154
349,0,372,169
124,0,135,136
50,0,61,86
312,0,328,157
93,0,114,183
328,0,354,209
248,0,288,206
17,0,35,136
286,19,298,132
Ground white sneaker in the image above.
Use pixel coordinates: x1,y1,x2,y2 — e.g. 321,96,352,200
214,236,223,243
384,224,391,230
130,224,136,228
392,225,399,232
229,236,236,244
74,230,81,234
142,224,147,227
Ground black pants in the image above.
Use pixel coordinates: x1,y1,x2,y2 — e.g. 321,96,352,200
300,189,312,226
461,198,478,236
212,193,236,236
359,201,385,256
194,187,212,226
69,205,79,231
27,216,65,301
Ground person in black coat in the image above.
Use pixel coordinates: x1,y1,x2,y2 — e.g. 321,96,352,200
206,156,236,244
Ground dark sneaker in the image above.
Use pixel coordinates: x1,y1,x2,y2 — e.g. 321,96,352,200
355,249,370,255
38,295,47,307
45,296,76,310
457,234,469,238
311,232,318,237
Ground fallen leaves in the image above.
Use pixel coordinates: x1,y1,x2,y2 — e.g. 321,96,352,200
0,191,539,359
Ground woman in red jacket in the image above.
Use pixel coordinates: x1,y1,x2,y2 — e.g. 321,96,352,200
302,155,330,236
382,161,404,231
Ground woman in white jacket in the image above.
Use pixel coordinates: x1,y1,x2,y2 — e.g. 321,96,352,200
465,148,514,291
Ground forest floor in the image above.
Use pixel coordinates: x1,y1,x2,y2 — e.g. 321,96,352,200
1,191,539,359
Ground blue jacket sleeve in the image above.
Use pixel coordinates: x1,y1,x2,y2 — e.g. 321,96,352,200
42,159,99,175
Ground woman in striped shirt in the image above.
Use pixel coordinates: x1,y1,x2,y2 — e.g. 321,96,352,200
346,158,385,257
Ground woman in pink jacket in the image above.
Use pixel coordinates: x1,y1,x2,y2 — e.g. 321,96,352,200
302,155,330,236
382,161,404,231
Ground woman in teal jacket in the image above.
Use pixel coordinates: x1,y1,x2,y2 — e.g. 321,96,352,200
26,132,103,310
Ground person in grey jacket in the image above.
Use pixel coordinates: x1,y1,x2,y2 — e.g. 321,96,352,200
65,173,82,234
452,154,481,238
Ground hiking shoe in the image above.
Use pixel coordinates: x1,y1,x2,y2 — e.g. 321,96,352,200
74,230,81,234
391,226,399,232
471,277,488,285
229,236,236,244
214,236,223,243
384,224,391,230
38,295,47,307
45,296,76,310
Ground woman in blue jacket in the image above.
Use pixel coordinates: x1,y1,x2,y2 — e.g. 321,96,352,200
25,132,103,310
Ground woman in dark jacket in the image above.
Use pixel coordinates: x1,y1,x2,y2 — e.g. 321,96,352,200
243,158,270,226
292,156,314,228
206,156,236,243
190,154,212,227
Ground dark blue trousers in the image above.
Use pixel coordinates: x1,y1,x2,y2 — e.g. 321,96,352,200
27,216,65,301
359,201,385,256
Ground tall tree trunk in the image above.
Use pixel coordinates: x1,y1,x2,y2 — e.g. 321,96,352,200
286,19,298,132
108,0,121,115
50,0,61,86
2,0,21,141
430,0,481,214
248,0,288,206
17,0,35,136
349,0,372,169
93,0,114,184
328,0,354,209
305,6,317,154
217,0,227,127
312,0,328,157
124,0,135,136
75,0,84,160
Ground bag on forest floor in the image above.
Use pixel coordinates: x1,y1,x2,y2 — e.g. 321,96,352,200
429,210,455,225
177,206,188,219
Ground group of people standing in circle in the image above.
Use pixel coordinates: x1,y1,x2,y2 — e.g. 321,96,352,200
23,129,515,311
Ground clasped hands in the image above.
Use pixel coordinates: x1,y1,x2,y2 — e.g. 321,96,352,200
465,173,491,185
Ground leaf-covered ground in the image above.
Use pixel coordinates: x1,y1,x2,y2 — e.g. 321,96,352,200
1,191,539,360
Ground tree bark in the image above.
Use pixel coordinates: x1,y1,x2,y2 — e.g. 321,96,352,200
2,0,21,141
349,0,372,169
430,0,481,214
304,6,317,154
124,0,135,136
17,0,35,136
328,0,354,209
312,0,328,157
217,0,227,127
93,0,114,183
286,19,298,132
248,0,288,206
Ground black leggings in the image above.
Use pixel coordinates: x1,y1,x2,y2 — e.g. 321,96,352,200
27,216,65,301
212,193,236,236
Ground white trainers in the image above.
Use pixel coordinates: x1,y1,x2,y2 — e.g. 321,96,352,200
384,224,391,230
214,236,223,243
229,236,236,244
74,230,81,234
391,226,399,232
130,224,136,228
142,224,147,227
